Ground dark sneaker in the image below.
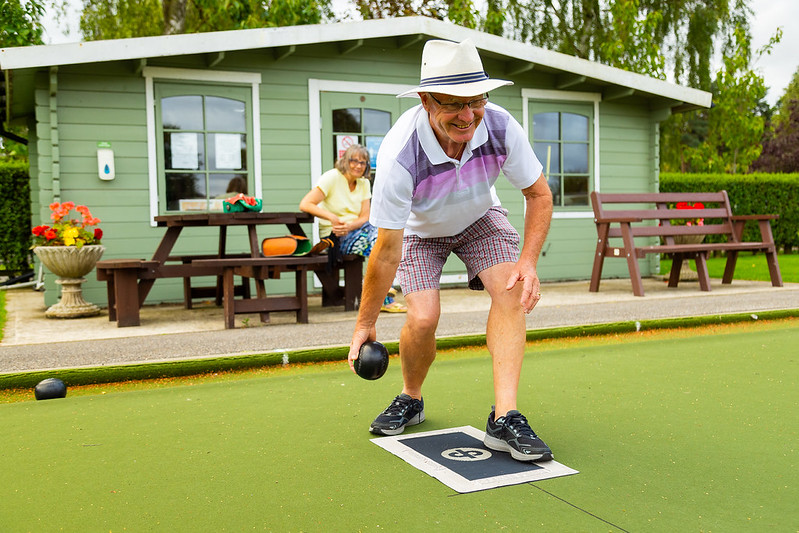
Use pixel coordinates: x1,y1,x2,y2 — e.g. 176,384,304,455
484,408,553,462
369,394,425,435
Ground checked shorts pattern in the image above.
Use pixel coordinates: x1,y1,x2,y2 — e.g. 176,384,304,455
396,206,520,294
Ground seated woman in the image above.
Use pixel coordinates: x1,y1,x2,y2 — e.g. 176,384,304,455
299,144,406,313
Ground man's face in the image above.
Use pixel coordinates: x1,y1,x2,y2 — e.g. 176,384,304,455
421,92,487,153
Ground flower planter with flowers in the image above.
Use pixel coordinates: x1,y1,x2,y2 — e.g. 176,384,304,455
31,202,105,318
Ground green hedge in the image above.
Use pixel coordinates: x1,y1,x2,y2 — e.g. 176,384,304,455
0,160,32,275
660,173,799,250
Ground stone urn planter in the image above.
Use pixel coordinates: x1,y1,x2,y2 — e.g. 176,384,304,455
672,235,705,281
33,245,105,318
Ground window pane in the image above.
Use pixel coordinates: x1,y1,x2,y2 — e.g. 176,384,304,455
534,142,560,173
205,96,246,131
562,113,588,141
563,176,589,206
563,143,588,173
164,132,204,170
363,109,391,134
208,133,246,171
162,96,203,130
210,173,248,199
533,112,559,140
365,136,383,169
333,108,361,132
546,175,562,206
165,173,206,211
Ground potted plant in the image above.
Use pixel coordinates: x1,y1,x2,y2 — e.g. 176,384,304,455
31,201,105,318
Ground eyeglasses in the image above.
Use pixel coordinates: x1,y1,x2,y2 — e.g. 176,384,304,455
349,159,368,167
428,93,489,113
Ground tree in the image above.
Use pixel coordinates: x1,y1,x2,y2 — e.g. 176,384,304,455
0,0,45,48
771,67,799,131
484,0,730,87
354,0,474,25
684,5,778,174
752,68,799,173
79,0,332,40
79,0,164,40
751,99,799,173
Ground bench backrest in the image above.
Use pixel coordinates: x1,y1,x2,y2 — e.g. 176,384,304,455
590,191,737,242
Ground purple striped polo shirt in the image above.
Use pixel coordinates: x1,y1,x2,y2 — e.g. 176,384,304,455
370,102,541,238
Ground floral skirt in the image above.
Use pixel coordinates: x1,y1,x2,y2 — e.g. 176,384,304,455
339,222,378,257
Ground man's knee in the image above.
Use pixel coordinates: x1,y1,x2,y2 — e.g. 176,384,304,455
405,297,440,335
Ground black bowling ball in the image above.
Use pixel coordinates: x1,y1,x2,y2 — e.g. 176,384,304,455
354,341,389,380
34,378,67,400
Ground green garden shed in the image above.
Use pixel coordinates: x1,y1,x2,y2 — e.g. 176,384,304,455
0,16,711,308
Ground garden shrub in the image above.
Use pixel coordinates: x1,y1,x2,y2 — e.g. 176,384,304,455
0,160,33,275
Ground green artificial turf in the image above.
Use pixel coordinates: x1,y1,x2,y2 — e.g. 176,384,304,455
1,319,796,531
661,251,799,283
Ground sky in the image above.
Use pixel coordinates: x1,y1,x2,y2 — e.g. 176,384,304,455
40,0,797,107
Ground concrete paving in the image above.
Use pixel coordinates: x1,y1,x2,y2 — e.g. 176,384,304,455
2,276,798,374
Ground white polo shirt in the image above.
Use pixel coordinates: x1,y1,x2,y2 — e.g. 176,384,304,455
370,102,542,239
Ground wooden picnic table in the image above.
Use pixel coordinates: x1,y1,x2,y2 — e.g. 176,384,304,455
96,211,362,327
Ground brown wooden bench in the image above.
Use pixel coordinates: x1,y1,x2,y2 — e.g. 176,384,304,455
96,259,160,327
590,191,783,296
192,254,363,328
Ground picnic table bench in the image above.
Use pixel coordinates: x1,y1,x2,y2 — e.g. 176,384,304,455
590,191,783,296
192,255,364,328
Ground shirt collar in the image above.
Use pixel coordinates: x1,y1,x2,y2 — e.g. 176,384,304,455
416,105,488,164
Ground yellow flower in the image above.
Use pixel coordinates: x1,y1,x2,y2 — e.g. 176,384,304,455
62,226,80,246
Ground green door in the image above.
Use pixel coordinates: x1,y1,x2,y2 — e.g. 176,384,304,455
320,92,415,178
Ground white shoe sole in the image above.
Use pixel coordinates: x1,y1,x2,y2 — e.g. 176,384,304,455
369,411,425,436
484,434,553,462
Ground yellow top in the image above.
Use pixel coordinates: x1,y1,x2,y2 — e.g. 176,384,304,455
316,168,371,237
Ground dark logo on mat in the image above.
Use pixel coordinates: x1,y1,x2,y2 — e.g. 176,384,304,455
441,447,492,462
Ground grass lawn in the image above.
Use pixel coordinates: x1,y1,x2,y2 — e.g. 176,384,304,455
1,319,797,531
661,251,798,283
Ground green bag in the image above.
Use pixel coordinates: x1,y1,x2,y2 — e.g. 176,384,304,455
223,194,262,213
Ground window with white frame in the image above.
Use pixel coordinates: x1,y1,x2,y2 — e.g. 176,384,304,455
143,68,262,219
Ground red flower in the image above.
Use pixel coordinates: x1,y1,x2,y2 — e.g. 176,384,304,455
676,201,704,210
44,229,58,240
32,225,49,236
94,228,103,240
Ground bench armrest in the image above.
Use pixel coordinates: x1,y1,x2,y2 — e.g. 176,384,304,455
730,214,779,221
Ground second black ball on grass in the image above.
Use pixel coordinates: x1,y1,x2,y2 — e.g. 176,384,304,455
34,378,67,400
355,341,389,380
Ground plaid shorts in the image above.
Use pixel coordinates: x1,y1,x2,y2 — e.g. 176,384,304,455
397,206,520,294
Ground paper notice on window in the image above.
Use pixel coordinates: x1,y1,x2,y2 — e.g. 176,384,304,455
215,134,242,169
171,133,199,169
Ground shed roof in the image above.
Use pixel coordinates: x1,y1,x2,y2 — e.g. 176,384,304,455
1,15,711,124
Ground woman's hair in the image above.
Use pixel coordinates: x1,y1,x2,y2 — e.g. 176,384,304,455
335,144,371,180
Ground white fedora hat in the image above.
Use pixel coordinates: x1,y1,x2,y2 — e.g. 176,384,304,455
397,38,513,98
